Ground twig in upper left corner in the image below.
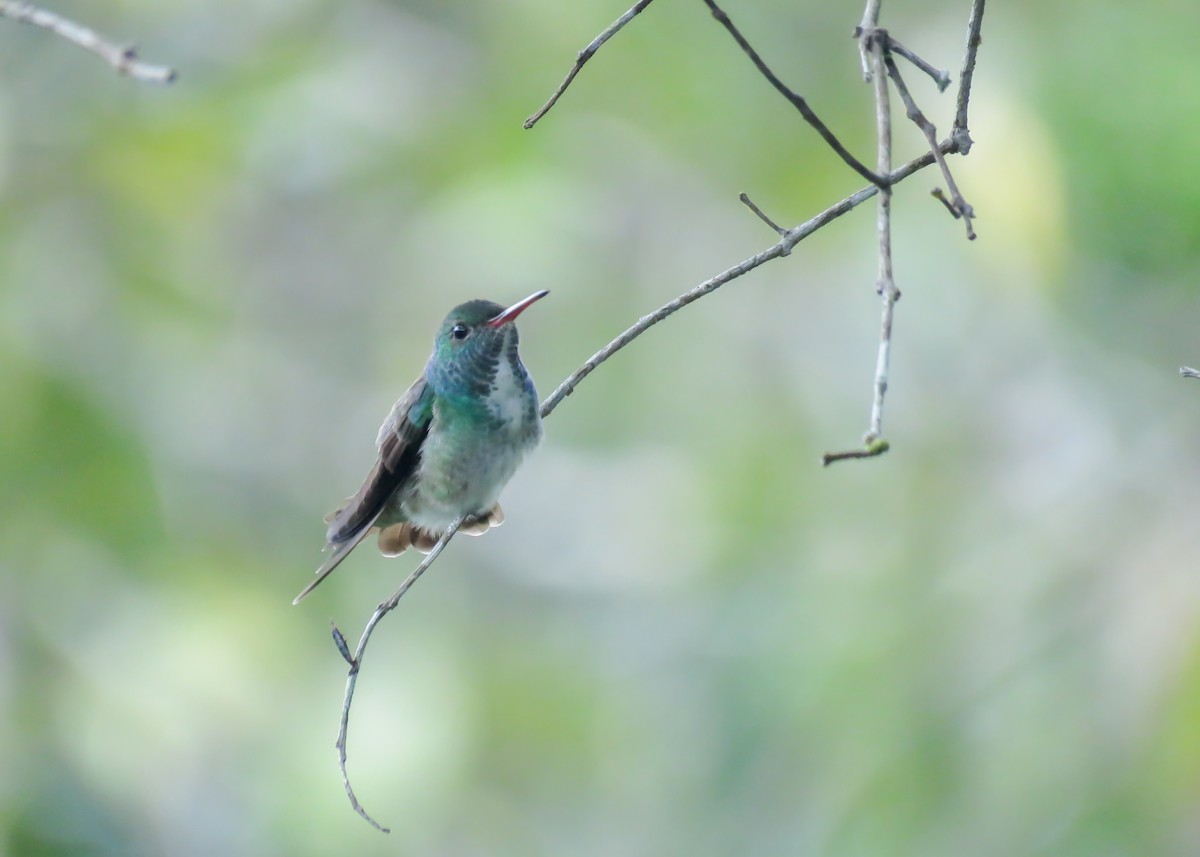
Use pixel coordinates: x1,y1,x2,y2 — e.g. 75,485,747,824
0,1,176,83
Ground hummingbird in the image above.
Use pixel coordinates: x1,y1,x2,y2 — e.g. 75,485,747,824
293,290,548,604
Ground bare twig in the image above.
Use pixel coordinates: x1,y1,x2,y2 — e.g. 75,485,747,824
931,187,960,218
702,0,886,188
887,36,951,92
540,142,952,420
884,52,976,239
1181,367,1200,380
864,29,896,450
334,519,463,833
330,0,988,831
953,0,986,153
739,192,787,237
333,132,967,833
524,0,656,129
825,0,985,464
855,0,883,81
0,1,176,83
822,438,890,466
823,22,899,467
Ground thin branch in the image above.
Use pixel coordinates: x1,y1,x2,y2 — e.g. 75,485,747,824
887,36,951,92
855,0,883,81
884,52,976,239
952,0,985,153
526,0,887,186
865,29,896,448
329,0,988,831
330,135,964,831
1181,367,1200,380
701,0,887,188
540,142,951,420
739,192,787,237
0,1,176,83
823,439,890,466
524,0,656,129
825,1,985,464
824,22,900,467
334,519,463,833
931,187,960,218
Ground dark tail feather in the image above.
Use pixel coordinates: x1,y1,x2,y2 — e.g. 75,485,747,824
292,523,376,605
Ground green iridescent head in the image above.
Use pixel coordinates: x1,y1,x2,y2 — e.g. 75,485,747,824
425,291,547,397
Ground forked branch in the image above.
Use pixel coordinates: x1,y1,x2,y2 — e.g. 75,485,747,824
333,0,987,831
824,18,897,466
336,136,966,830
824,0,984,464
541,144,956,421
885,52,976,239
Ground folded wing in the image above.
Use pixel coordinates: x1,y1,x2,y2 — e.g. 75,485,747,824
293,377,434,604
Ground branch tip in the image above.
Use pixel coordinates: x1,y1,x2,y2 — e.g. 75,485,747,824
822,438,891,467
886,53,976,239
888,37,952,92
0,1,177,83
739,192,787,236
523,0,657,128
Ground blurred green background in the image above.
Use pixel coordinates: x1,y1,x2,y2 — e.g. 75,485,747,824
1,0,1199,855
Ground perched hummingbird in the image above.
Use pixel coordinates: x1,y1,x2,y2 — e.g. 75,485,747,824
293,291,548,604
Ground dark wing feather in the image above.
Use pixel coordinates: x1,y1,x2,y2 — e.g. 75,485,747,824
292,377,433,604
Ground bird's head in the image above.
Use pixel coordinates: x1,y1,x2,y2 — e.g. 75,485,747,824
426,290,548,396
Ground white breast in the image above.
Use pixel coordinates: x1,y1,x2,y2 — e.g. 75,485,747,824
488,355,531,429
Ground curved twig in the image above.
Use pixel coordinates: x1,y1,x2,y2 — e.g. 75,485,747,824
524,0,656,129
334,518,463,832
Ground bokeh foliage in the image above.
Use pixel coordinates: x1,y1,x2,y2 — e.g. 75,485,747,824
1,1,1199,855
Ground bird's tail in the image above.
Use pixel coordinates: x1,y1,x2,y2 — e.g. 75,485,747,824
293,505,505,604
292,523,376,605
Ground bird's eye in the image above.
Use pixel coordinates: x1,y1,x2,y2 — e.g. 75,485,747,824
451,323,470,341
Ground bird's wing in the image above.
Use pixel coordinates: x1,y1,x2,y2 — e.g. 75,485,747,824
327,375,434,543
292,377,434,604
